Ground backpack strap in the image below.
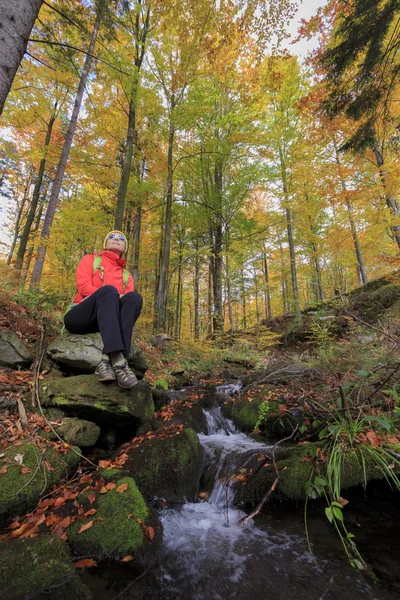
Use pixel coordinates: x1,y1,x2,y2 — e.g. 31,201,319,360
93,254,130,292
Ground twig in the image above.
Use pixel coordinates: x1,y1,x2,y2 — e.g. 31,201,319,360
238,426,298,526
16,446,45,495
31,325,45,408
240,366,321,397
34,348,98,468
382,447,400,461
239,451,279,526
362,361,400,404
343,308,400,346
112,561,157,600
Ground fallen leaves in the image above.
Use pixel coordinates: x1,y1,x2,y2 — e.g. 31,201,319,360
74,558,97,569
116,483,129,494
78,520,93,534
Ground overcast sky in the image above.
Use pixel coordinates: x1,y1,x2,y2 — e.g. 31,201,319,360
0,0,327,255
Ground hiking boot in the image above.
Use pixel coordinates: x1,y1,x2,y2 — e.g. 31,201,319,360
95,357,116,382
112,361,138,389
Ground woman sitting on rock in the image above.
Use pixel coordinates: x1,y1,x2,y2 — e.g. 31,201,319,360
64,230,143,389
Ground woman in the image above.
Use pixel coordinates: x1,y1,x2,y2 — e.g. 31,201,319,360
64,230,143,389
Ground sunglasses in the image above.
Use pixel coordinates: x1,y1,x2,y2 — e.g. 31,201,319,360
108,234,126,242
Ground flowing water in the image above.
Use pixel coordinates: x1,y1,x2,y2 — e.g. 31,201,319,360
153,407,396,600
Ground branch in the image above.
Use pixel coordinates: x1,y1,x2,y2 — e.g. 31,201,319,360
28,39,130,76
239,451,279,525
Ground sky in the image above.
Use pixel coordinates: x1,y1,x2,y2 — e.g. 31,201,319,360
0,0,327,256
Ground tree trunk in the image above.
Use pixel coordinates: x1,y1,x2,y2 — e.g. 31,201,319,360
254,267,260,323
208,261,213,334
174,239,183,340
210,161,224,332
7,175,32,265
241,266,247,329
225,254,234,333
279,148,301,321
262,245,272,320
194,241,200,339
114,5,150,230
0,0,43,115
333,138,367,284
14,102,57,271
155,115,175,331
29,7,102,288
372,141,400,249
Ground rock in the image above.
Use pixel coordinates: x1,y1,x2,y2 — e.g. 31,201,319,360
57,418,101,447
68,469,160,561
155,403,208,434
0,441,81,526
47,332,149,378
42,375,154,431
0,536,91,600
235,442,400,507
0,330,33,368
152,388,172,411
122,428,203,503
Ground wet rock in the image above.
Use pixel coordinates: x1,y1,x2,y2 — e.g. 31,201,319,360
122,428,203,503
68,469,160,562
0,441,81,526
0,330,33,368
235,442,400,506
0,536,91,600
41,375,154,430
57,418,100,447
155,403,208,434
47,332,149,378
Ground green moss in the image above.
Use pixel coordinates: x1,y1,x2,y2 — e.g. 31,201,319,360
0,536,91,600
68,476,149,560
230,399,261,432
42,376,154,425
125,428,203,503
235,442,398,507
57,418,100,447
0,442,81,526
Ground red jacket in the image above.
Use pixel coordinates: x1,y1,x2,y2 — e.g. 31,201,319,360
73,250,134,303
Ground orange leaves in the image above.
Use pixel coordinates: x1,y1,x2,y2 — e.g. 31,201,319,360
78,520,93,534
100,482,117,494
366,430,379,446
116,483,129,494
74,558,97,569
145,526,155,540
87,493,96,505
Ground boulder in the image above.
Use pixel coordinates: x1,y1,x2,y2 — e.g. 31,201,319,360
47,332,149,378
235,442,400,507
0,441,81,526
155,403,208,434
122,428,203,503
42,375,154,430
57,418,101,447
0,330,33,368
68,468,160,561
0,536,91,600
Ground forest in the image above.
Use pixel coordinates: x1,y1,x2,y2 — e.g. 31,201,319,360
1,0,399,333
1,1,400,599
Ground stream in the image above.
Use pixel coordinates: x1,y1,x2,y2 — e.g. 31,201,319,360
84,387,400,600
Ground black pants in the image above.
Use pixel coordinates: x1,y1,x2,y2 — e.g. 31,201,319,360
64,286,143,357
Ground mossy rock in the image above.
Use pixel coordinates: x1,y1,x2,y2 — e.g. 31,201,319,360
221,398,261,432
57,418,101,447
47,332,149,378
0,536,91,600
0,442,81,526
68,469,158,561
351,282,400,324
154,403,208,434
235,442,400,507
42,375,154,429
123,428,203,503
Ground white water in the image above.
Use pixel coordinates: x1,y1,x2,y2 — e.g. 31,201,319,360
156,407,389,600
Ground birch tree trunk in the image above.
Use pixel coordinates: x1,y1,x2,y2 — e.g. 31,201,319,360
14,102,57,271
0,0,43,115
30,7,102,288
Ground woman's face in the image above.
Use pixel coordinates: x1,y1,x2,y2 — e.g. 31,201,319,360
106,233,126,255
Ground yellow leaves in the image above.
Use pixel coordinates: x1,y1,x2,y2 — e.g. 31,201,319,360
116,483,129,494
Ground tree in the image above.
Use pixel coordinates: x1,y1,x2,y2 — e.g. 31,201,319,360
0,0,43,115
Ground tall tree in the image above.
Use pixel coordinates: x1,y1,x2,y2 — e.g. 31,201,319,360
0,0,43,115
